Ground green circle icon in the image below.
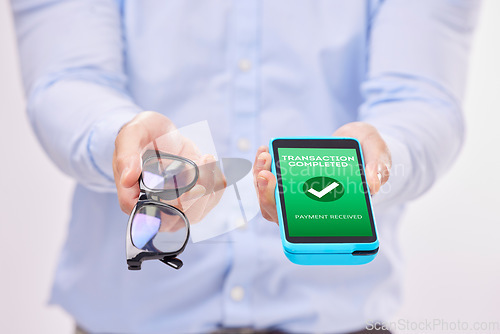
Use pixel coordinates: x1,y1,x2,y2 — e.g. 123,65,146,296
303,177,344,202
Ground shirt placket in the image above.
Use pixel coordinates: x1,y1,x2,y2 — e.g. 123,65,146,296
222,0,261,328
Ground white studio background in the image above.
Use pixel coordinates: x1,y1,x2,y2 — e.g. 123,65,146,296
0,1,498,333
0,0,75,333
389,1,500,333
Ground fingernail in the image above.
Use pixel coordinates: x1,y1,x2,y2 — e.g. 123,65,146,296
377,172,382,183
257,176,268,189
256,158,266,168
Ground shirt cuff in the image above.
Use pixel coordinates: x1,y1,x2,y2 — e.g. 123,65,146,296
88,108,139,191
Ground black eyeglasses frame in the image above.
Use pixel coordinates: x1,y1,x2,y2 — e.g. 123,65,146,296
126,150,199,271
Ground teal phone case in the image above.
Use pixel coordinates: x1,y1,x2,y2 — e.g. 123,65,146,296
269,137,379,265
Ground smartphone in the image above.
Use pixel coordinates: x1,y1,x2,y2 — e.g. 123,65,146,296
270,137,378,265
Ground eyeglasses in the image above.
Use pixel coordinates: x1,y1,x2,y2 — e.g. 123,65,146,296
126,149,199,270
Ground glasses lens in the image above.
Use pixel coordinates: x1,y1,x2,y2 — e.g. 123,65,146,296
131,204,188,253
142,156,197,191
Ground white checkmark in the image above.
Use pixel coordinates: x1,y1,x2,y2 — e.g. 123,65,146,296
307,182,339,198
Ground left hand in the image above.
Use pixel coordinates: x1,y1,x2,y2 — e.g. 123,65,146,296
253,122,392,224
113,111,226,230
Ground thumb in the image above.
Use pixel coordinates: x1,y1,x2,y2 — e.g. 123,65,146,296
120,155,142,189
364,160,390,195
365,161,381,195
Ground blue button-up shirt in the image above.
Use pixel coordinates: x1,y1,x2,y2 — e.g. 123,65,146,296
12,1,480,333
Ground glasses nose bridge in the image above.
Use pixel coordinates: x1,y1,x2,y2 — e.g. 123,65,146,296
140,150,199,199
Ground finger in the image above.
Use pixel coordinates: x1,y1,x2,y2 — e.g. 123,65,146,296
253,151,272,191
116,183,140,215
176,136,202,159
213,159,227,191
196,154,217,192
120,155,142,189
166,154,226,225
199,160,226,213
361,135,391,179
113,151,142,214
113,147,142,190
197,170,226,221
253,146,269,179
253,151,276,222
203,183,225,215
114,112,174,182
256,151,272,173
178,155,217,223
175,185,206,212
180,156,216,221
361,136,391,195
113,112,178,214
182,192,211,224
190,163,226,222
365,161,381,195
378,161,391,186
256,170,278,224
332,122,391,193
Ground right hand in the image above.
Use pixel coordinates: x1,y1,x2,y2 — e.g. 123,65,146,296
112,111,226,226
253,122,391,225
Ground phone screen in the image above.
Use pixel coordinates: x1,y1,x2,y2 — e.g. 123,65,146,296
273,139,376,243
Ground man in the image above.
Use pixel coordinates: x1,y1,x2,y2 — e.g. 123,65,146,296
11,0,480,333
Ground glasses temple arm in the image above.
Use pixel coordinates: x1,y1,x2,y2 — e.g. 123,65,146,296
160,257,183,270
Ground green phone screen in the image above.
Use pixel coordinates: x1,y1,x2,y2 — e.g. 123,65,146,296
277,147,373,238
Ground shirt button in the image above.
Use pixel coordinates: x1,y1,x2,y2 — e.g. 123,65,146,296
237,138,251,152
236,217,247,229
238,59,252,71
230,286,245,302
